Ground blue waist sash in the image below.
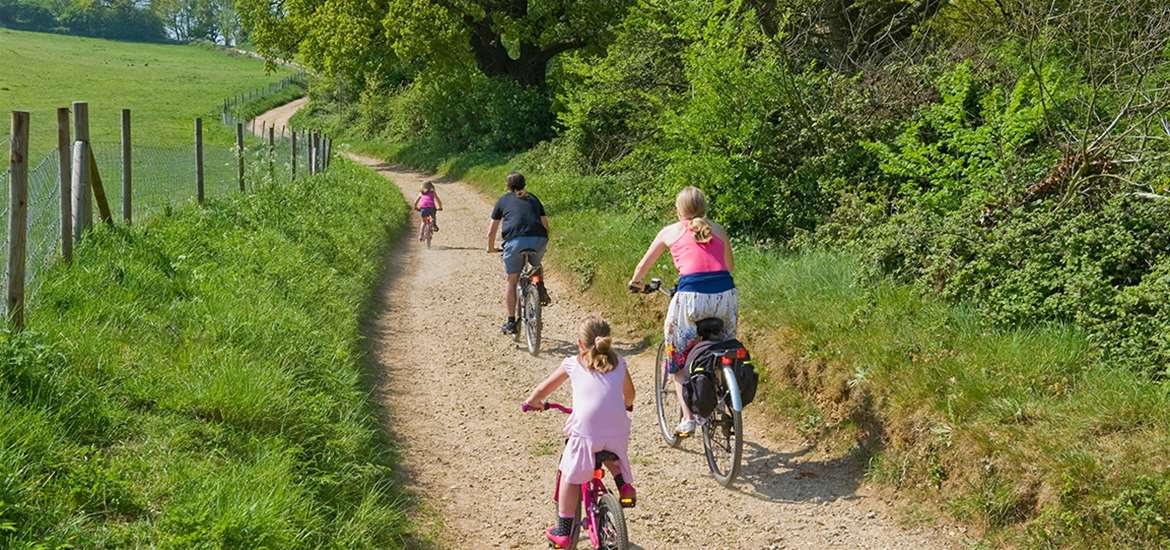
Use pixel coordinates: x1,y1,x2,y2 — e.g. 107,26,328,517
676,271,735,294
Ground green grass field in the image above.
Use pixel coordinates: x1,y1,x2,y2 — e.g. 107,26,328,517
0,28,293,156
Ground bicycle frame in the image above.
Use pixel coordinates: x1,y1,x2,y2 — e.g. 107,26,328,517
522,401,620,549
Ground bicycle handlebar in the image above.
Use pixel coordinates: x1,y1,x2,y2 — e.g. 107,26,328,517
522,401,572,414
521,401,633,413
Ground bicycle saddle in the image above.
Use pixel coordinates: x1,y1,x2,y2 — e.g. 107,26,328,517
518,248,538,254
594,450,620,466
696,318,725,340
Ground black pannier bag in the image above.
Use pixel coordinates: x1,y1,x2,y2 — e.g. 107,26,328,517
684,338,759,410
683,340,721,416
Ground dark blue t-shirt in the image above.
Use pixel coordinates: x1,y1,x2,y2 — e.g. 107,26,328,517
491,192,547,242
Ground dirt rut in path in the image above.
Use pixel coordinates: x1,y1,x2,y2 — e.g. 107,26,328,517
253,105,957,549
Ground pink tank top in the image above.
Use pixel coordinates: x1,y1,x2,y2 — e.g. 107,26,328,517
669,224,729,275
417,191,436,208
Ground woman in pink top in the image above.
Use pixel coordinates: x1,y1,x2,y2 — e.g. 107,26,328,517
627,186,737,435
524,315,636,547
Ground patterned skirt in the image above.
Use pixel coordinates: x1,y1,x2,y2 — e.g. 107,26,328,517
663,288,738,373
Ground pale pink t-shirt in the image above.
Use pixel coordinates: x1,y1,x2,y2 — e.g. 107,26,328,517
668,225,729,275
560,355,630,439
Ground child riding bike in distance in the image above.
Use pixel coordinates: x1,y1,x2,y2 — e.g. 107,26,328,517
413,180,443,233
524,315,637,547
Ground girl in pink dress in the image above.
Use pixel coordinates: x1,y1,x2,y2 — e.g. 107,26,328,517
523,315,636,547
412,180,442,232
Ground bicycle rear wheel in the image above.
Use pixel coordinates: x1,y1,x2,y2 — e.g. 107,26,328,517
522,284,542,355
653,341,683,448
595,494,629,550
702,396,743,487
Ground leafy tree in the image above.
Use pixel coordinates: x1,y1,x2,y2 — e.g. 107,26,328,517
240,0,635,87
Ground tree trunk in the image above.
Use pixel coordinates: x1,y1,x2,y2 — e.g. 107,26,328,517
468,23,550,87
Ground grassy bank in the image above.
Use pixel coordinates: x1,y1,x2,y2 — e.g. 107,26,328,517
0,159,423,547
322,132,1170,548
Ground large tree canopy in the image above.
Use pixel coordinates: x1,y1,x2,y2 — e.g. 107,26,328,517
239,0,634,86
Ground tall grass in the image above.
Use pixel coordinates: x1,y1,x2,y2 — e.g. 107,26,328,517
0,160,423,547
325,127,1170,547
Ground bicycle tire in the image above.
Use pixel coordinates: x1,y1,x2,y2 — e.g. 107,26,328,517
513,283,523,343
523,284,542,355
702,399,743,487
653,341,682,448
595,494,629,550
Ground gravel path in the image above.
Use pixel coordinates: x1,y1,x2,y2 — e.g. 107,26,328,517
254,102,958,549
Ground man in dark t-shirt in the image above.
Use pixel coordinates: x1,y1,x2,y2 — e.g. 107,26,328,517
487,172,551,335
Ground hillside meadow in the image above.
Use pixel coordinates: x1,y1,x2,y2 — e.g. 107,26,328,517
0,28,293,156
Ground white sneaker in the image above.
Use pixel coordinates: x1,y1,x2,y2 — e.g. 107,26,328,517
676,418,697,435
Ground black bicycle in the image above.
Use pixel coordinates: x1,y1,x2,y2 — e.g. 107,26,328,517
514,249,543,355
638,278,745,487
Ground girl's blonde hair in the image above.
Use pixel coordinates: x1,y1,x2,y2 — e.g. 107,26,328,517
676,186,713,244
420,180,435,193
579,315,619,373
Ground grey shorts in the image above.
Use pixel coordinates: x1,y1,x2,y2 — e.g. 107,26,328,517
502,236,548,274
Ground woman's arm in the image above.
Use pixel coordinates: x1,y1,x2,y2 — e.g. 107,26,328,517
525,365,569,409
435,194,443,210
712,222,734,272
623,368,635,408
628,228,669,287
412,195,421,209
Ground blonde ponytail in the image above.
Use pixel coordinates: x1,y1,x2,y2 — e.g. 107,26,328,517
688,217,713,244
676,186,712,243
579,316,619,373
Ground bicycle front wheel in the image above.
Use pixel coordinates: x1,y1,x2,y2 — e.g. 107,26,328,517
702,398,743,487
595,494,629,550
522,284,542,355
653,341,683,448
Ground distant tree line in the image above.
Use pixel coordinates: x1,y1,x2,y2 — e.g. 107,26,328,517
0,0,245,44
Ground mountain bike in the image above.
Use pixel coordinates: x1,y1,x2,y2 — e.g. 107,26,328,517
522,401,630,550
637,278,745,487
514,249,543,355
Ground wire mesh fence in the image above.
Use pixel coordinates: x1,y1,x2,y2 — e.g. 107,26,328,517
0,83,330,322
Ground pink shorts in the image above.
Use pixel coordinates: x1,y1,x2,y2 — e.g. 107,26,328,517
558,434,634,485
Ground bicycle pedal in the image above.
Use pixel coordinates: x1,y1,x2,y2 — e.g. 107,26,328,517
676,431,692,439
619,497,636,508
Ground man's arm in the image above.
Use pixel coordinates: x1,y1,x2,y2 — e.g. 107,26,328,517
540,215,550,233
487,218,501,252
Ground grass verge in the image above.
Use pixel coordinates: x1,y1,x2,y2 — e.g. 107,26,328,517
322,131,1170,548
0,159,426,547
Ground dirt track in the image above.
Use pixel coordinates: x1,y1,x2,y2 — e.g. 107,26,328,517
254,103,957,549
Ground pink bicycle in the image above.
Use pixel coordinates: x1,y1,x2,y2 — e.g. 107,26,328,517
522,401,631,550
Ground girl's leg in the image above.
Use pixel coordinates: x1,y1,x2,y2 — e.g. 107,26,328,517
557,475,580,518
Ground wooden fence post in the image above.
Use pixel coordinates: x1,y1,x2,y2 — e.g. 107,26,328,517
8,112,29,330
308,132,317,176
71,142,88,243
57,108,72,263
236,122,245,192
72,101,91,235
195,118,204,204
291,130,297,180
267,126,274,180
121,109,131,224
